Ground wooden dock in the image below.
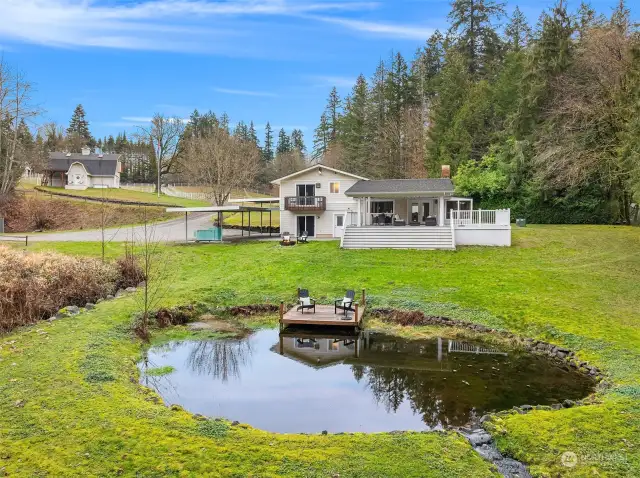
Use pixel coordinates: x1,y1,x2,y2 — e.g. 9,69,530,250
279,290,366,329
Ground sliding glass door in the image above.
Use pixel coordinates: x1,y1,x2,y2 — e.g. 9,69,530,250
297,216,315,237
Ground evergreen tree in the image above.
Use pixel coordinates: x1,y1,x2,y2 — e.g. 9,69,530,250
262,122,274,163
514,0,576,138
248,121,259,148
234,121,250,141
291,129,306,154
67,104,93,148
325,87,342,141
219,113,230,132
447,0,506,76
276,128,292,155
339,74,370,175
312,113,330,161
505,6,532,51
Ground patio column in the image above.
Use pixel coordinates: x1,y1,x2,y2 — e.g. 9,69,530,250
357,197,361,226
438,196,445,226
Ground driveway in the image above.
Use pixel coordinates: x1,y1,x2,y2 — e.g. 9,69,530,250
24,212,246,242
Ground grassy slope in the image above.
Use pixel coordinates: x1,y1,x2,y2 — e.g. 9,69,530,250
1,194,177,233
38,186,210,208
3,225,640,476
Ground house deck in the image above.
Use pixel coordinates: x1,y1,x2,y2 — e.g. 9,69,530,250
280,304,365,328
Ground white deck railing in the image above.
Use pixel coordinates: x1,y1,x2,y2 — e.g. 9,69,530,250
448,340,508,356
450,209,510,227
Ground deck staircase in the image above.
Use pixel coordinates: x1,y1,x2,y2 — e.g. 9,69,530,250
341,226,455,250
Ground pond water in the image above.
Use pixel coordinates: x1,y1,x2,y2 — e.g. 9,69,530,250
139,328,594,433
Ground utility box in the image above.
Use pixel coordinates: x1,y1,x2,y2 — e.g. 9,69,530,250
516,218,526,227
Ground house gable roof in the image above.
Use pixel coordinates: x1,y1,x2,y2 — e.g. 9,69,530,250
270,164,368,185
345,178,454,196
47,152,120,176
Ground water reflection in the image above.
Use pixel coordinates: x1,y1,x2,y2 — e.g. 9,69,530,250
139,328,594,433
187,339,253,382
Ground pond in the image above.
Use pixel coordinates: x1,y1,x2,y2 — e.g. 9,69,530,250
139,328,595,433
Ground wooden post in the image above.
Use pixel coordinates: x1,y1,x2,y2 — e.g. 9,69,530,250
362,288,366,307
354,303,359,325
25,236,28,247
241,211,244,237
269,209,272,237
248,209,251,237
185,211,188,244
279,301,284,331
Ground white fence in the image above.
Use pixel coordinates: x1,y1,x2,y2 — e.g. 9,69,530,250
450,209,510,227
121,183,155,193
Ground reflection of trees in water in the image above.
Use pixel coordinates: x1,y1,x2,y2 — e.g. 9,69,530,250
352,364,485,428
186,339,253,382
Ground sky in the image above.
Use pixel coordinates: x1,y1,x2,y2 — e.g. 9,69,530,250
1,0,636,144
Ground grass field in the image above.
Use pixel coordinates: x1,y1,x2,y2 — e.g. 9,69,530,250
1,193,177,233
38,186,210,208
2,225,639,476
223,209,281,228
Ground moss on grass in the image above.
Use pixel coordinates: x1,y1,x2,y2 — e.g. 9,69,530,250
2,225,640,476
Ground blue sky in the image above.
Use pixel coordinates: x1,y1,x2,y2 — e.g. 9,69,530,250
1,0,636,144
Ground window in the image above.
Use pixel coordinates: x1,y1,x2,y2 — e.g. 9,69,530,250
329,181,340,194
371,201,393,214
336,215,344,227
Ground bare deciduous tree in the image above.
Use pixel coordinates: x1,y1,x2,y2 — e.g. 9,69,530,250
132,207,172,341
183,127,261,206
534,24,640,223
137,114,184,196
0,58,40,200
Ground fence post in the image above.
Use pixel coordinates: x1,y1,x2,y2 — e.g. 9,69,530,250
25,236,28,247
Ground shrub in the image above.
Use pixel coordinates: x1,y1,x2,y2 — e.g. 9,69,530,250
0,246,119,332
115,247,145,289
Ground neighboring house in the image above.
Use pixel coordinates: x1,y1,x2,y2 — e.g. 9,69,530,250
272,164,511,249
43,147,122,190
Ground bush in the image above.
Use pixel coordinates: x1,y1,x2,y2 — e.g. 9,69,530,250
115,247,145,289
0,246,119,332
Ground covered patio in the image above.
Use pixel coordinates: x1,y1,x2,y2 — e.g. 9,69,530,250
344,179,471,227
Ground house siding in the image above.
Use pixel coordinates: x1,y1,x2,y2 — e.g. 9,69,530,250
278,168,360,238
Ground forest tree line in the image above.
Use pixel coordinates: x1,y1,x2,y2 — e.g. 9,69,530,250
312,0,640,224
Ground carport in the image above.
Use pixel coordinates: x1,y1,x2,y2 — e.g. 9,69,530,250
166,205,279,244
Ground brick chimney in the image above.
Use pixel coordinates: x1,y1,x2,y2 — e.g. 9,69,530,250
81,146,91,156
441,164,451,179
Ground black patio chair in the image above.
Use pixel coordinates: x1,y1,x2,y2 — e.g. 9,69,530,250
296,288,316,314
335,289,356,316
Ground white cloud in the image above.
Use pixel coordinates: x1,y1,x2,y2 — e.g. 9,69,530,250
309,75,357,88
213,87,278,98
121,116,154,123
312,15,435,40
0,0,380,52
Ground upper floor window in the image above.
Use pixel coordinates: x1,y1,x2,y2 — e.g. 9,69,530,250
329,182,340,194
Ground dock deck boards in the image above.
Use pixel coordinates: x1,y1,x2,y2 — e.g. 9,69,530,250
281,304,365,327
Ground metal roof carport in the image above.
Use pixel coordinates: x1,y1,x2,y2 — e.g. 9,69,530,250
165,205,279,243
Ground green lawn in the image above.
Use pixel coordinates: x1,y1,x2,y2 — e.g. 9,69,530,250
3,225,640,476
223,209,281,228
38,186,210,208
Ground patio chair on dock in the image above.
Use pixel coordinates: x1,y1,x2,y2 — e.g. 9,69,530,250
335,290,356,316
296,288,316,314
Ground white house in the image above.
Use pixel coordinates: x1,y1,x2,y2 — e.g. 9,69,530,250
44,147,122,190
271,164,511,249
271,164,367,239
